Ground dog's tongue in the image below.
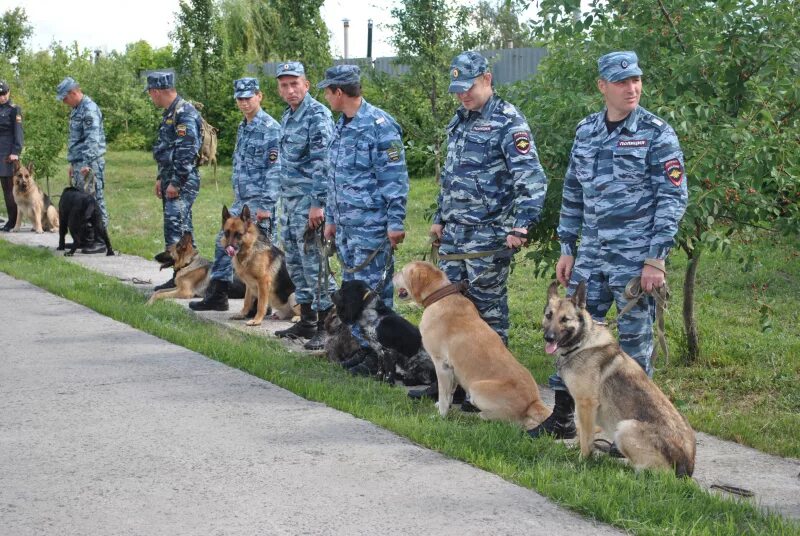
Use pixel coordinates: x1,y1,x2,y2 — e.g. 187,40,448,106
225,246,236,257
545,341,559,355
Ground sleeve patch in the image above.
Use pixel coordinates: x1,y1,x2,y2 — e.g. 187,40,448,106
176,124,187,137
664,159,684,186
268,148,279,162
513,131,531,154
84,117,93,127
386,141,403,162
16,115,22,123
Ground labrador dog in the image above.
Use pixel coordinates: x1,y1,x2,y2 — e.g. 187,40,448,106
394,261,550,429
57,186,113,256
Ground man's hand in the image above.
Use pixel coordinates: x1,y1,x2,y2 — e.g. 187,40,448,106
165,183,180,199
324,223,336,240
80,166,90,177
7,154,18,162
155,181,162,199
506,227,528,249
388,230,405,249
429,223,443,246
641,264,665,293
308,207,324,229
256,210,271,222
556,255,575,287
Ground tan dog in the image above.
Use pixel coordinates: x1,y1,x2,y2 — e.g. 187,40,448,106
12,162,59,233
543,281,696,476
394,261,551,429
147,232,211,304
220,204,296,326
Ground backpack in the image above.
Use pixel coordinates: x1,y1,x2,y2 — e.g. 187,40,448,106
191,101,218,173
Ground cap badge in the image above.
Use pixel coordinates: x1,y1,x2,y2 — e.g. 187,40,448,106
452,68,459,79
621,60,629,69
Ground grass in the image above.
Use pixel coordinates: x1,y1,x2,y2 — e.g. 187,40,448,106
1,241,797,535
2,150,799,534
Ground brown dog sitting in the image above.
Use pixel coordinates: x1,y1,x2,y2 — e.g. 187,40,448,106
12,162,59,233
220,204,296,326
394,261,551,429
147,232,211,304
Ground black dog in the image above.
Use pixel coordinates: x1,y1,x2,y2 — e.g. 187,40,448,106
331,280,435,385
57,186,113,256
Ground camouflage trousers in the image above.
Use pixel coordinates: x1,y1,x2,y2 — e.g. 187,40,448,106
281,197,336,311
160,175,199,249
548,245,656,392
336,224,394,309
438,222,512,344
71,158,108,228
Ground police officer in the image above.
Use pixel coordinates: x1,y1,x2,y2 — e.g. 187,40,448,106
56,77,108,253
0,80,23,232
190,77,280,312
273,62,337,349
528,51,688,439
409,51,548,404
147,72,202,292
321,65,409,308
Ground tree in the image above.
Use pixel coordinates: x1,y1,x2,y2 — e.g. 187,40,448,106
0,7,32,63
469,0,537,50
515,0,800,361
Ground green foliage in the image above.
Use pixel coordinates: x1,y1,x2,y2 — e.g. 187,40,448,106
0,6,32,61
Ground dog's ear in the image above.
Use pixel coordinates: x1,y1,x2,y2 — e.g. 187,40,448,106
241,204,251,223
336,282,365,324
178,232,192,248
222,205,230,226
12,159,20,174
83,199,95,221
571,280,587,310
27,162,34,174
547,280,561,300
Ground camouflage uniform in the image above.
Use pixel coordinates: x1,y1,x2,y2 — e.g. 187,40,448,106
210,78,281,283
434,52,548,343
279,69,337,311
321,67,408,309
552,51,688,389
57,78,109,227
148,72,202,249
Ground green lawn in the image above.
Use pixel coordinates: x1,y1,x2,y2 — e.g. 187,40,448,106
2,150,799,535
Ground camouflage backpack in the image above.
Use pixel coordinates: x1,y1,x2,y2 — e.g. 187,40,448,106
192,101,218,172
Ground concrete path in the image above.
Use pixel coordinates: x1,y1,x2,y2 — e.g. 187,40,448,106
2,231,800,524
0,274,623,535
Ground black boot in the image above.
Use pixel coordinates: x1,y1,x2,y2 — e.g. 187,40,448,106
527,390,577,439
189,279,229,311
154,271,176,292
80,225,105,254
303,307,331,351
275,303,316,339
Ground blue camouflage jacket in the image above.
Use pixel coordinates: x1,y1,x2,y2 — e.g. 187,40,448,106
230,108,281,217
67,96,106,167
558,105,688,260
325,99,408,231
434,94,547,230
153,95,202,188
279,93,334,210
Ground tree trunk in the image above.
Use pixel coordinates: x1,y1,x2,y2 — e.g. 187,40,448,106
682,249,702,363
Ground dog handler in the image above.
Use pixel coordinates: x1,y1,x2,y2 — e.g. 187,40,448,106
273,61,337,349
189,77,280,311
0,80,22,232
56,77,108,253
528,51,688,439
147,72,203,291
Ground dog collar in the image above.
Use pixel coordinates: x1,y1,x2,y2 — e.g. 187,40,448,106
421,281,468,308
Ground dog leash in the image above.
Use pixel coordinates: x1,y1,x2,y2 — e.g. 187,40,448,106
610,277,670,365
82,168,97,196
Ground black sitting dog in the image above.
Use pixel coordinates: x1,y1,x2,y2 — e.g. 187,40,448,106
331,280,435,385
56,186,113,256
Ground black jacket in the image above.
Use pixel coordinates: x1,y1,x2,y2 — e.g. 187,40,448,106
0,100,24,177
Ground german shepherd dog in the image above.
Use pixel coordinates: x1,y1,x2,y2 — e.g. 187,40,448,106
11,162,59,234
220,204,296,326
57,186,114,256
543,281,696,476
147,232,211,304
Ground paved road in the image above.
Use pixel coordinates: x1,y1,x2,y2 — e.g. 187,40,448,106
0,273,622,535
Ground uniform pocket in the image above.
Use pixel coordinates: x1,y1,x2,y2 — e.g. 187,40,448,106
353,140,372,170
460,133,487,166
612,146,648,182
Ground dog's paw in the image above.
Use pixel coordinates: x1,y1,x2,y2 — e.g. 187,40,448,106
106,250,115,256
245,319,262,327
64,251,75,257
56,246,64,251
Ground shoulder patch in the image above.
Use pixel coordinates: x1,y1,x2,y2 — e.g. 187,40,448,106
664,159,684,186
386,140,403,162
652,118,664,127
268,148,279,162
176,124,187,137
16,115,22,124
513,131,532,154
375,116,386,125
83,117,93,126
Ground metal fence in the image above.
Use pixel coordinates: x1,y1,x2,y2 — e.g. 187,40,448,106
262,47,547,85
